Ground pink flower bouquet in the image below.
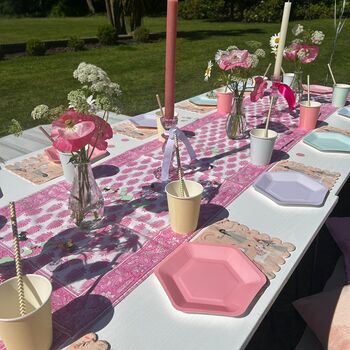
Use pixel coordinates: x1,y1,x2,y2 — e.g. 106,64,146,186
282,24,325,70
31,62,120,228
204,42,267,98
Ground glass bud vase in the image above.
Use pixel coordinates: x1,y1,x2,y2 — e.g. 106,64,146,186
291,71,304,104
226,96,246,140
68,162,104,229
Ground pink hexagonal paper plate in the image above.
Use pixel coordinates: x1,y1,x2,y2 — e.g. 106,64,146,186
155,242,267,316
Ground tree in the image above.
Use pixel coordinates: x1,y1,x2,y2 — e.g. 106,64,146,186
105,0,127,34
126,0,145,31
86,0,96,13
104,0,145,34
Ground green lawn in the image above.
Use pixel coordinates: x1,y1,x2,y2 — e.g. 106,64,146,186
0,17,349,134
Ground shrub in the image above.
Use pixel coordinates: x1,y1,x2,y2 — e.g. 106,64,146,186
179,0,226,20
97,25,118,46
243,0,285,22
133,26,150,43
295,3,332,20
49,0,89,17
67,36,85,51
26,39,46,56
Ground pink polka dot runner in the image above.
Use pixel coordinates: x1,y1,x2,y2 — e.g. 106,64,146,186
0,93,338,349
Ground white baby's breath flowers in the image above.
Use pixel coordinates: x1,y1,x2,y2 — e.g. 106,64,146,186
255,48,266,58
249,54,259,68
297,49,308,60
91,81,121,96
292,24,304,36
67,89,89,113
8,119,23,136
70,62,121,114
311,31,325,45
226,45,238,51
31,104,49,120
73,62,109,84
215,50,226,63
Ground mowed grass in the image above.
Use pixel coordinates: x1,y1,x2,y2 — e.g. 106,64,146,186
0,17,349,133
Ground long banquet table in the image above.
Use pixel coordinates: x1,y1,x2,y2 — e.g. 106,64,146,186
0,91,350,350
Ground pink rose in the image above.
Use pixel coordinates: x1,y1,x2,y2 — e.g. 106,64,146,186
218,49,251,70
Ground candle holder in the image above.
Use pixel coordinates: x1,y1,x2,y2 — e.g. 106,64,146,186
161,115,178,132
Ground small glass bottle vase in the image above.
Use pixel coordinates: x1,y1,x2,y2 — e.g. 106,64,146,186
225,96,246,140
68,162,104,229
290,71,304,104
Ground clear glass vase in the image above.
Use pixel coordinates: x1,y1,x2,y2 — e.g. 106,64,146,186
68,162,104,229
226,96,246,139
290,71,304,104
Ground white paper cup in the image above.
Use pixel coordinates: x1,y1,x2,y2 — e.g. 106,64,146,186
332,83,350,108
0,274,53,350
165,180,203,234
250,128,278,166
283,73,295,87
58,152,75,183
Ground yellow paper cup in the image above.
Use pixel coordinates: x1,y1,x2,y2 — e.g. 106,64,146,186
0,274,53,350
165,180,203,235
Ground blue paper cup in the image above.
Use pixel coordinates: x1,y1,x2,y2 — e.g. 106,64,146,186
332,84,350,108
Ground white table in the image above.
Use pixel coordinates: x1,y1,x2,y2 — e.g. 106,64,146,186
1,102,349,350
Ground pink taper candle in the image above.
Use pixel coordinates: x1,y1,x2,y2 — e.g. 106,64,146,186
164,0,178,120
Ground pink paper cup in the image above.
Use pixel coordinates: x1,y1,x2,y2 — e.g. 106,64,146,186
216,91,233,114
299,101,321,131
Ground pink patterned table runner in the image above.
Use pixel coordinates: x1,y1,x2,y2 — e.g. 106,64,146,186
0,92,338,349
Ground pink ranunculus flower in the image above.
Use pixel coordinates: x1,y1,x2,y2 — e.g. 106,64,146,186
51,110,96,153
283,43,302,61
218,49,251,70
298,44,320,64
83,114,113,151
250,76,267,102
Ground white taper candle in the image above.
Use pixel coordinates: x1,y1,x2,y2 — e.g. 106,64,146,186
273,1,292,78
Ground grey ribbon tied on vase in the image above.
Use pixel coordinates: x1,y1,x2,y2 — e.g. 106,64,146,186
161,127,197,182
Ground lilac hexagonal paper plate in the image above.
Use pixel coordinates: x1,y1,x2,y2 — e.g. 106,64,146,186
130,113,157,128
253,171,329,207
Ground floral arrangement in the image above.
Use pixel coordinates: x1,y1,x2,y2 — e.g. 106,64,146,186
31,62,121,228
204,41,266,98
31,62,121,162
270,24,325,71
